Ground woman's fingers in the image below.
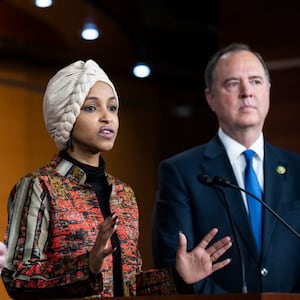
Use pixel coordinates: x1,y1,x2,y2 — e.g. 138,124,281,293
182,227,232,266
177,231,187,252
207,235,232,261
196,228,219,250
211,257,232,272
89,214,118,274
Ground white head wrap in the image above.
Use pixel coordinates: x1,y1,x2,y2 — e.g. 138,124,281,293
43,59,119,150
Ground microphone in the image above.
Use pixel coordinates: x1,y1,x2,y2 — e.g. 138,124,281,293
198,173,248,293
198,174,300,240
198,173,231,187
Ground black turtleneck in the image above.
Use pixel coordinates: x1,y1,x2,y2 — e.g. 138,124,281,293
59,150,124,296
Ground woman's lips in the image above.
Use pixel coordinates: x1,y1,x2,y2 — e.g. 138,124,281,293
99,126,114,138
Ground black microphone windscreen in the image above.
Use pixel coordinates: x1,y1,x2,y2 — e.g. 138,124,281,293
197,174,213,185
213,176,232,187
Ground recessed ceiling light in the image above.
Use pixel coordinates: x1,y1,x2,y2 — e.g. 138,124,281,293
132,62,151,78
34,0,53,8
81,23,100,41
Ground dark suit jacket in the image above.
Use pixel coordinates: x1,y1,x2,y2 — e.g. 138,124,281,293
152,135,300,293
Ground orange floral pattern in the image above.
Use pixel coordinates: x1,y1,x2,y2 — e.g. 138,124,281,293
3,154,142,298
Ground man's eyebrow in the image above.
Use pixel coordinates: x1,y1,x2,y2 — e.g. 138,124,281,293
223,77,238,84
223,75,263,83
249,75,264,80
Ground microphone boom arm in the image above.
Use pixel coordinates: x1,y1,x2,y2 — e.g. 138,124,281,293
213,176,300,240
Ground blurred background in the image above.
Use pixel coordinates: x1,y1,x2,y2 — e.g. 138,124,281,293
1,0,300,298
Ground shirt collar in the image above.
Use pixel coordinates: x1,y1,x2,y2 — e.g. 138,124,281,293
218,128,264,162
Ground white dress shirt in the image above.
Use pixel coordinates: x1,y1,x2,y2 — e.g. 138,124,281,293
218,128,264,212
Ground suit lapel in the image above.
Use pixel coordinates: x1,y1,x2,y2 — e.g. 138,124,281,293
201,136,260,260
261,143,288,258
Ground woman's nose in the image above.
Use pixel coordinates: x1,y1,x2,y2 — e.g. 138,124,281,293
99,110,112,123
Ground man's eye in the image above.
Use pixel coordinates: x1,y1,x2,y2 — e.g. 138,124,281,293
253,79,262,85
225,81,238,88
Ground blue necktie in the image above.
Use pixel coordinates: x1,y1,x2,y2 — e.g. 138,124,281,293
243,149,263,253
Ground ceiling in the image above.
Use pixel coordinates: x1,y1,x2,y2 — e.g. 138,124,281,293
1,0,300,87
0,0,219,87
0,0,223,158
2,0,300,158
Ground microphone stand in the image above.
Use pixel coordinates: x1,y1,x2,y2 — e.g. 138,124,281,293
198,173,300,293
214,186,248,294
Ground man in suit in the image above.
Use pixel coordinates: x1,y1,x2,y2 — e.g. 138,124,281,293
152,42,300,293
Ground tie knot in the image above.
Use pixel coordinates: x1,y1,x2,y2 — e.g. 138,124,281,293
243,149,255,161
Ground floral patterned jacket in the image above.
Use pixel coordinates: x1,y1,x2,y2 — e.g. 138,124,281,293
2,154,143,299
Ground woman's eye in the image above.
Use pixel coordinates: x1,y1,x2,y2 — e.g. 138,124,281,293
108,105,118,112
83,106,96,112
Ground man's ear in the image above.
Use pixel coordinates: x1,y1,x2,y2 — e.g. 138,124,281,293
204,88,215,112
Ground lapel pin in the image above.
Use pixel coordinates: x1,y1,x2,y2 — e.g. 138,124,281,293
276,165,286,175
